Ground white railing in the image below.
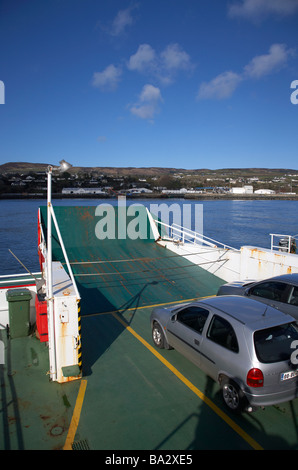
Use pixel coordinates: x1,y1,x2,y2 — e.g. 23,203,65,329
38,208,80,300
155,220,238,251
0,272,42,281
270,233,297,253
50,205,80,300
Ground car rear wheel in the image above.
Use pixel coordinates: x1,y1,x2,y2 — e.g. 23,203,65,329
221,379,245,413
152,323,165,349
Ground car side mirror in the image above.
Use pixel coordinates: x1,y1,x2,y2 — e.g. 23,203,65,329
171,314,177,322
244,288,250,296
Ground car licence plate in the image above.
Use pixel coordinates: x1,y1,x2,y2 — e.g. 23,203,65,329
280,370,298,381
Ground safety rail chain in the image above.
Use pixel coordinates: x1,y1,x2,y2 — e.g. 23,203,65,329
155,219,238,251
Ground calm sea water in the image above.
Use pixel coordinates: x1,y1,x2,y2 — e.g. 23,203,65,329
0,198,297,275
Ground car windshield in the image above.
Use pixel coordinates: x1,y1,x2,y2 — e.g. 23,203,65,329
254,322,298,364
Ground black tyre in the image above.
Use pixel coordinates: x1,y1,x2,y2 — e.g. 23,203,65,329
221,379,245,413
152,322,165,349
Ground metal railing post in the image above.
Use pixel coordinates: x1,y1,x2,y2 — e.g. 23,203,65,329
47,166,57,382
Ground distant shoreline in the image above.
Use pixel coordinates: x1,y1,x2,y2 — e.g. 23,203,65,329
1,192,298,201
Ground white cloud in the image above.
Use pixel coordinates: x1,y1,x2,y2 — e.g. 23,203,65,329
92,64,122,91
160,43,192,72
197,71,242,100
127,44,156,73
130,103,158,120
244,44,294,78
130,84,163,121
110,6,136,36
197,43,294,100
127,43,193,84
228,0,298,21
139,84,162,102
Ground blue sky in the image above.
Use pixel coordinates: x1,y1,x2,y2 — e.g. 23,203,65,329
0,0,298,170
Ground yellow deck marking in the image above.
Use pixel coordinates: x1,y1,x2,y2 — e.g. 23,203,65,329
112,312,264,451
85,295,215,318
66,296,263,450
64,296,213,450
63,379,87,450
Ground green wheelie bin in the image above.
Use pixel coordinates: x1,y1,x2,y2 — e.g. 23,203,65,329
6,288,32,338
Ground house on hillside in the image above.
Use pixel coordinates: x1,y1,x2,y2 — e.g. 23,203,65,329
62,187,107,195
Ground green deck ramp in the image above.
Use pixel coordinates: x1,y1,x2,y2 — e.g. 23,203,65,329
39,205,224,316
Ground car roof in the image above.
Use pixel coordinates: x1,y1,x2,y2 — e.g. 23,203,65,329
264,273,298,286
198,295,294,329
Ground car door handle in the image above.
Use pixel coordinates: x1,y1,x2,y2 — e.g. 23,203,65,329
194,339,200,346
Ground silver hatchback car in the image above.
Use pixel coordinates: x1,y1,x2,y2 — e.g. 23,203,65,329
217,274,298,320
150,295,298,412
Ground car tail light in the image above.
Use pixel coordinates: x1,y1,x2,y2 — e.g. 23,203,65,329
247,368,264,387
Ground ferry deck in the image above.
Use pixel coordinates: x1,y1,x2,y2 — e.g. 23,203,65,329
1,205,298,450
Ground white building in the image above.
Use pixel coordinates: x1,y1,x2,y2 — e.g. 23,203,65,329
162,188,189,194
128,188,153,194
62,187,107,195
230,185,253,194
254,189,276,195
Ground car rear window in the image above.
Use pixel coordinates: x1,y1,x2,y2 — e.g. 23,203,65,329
254,322,298,363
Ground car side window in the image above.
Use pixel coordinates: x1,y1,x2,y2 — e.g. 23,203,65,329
288,286,298,306
207,315,239,353
249,281,287,302
177,306,209,334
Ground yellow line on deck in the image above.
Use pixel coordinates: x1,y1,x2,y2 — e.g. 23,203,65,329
85,295,215,318
112,312,264,451
63,379,87,450
64,296,212,450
